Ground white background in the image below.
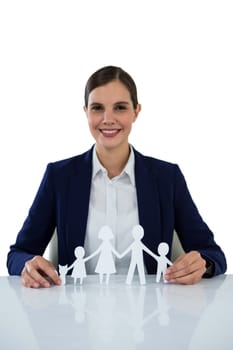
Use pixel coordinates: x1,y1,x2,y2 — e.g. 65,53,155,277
0,1,232,275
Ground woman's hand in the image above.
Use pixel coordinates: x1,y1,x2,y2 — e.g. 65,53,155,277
21,256,61,288
164,251,207,285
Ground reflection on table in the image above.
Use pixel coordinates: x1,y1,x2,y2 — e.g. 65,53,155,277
0,275,233,349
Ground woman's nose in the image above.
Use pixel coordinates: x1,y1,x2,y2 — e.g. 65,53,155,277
103,110,115,124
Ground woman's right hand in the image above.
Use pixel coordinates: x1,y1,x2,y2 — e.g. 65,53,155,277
21,256,61,288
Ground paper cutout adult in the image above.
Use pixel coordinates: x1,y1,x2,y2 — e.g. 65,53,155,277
156,242,173,283
59,225,173,285
86,225,121,284
120,225,159,285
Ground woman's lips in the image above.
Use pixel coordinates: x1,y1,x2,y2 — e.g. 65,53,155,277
100,129,121,137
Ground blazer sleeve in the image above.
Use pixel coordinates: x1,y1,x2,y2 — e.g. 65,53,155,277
7,164,56,275
173,165,227,276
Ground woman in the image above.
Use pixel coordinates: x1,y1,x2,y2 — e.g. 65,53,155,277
7,66,227,287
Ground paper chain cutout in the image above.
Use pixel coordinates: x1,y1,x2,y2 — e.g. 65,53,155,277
59,225,173,285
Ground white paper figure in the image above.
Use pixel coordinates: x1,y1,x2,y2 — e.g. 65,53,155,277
87,225,121,284
120,225,158,285
67,246,91,285
58,264,68,285
156,242,173,283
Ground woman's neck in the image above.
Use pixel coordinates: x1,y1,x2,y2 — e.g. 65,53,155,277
96,144,131,179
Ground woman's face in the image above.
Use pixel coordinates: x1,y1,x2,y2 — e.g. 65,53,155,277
84,80,141,152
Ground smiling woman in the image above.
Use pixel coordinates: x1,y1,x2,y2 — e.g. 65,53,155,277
84,79,141,174
7,66,227,288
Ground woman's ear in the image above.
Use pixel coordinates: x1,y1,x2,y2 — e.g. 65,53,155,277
83,106,88,116
134,104,141,121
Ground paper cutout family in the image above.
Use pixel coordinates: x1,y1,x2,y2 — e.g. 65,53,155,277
59,224,173,285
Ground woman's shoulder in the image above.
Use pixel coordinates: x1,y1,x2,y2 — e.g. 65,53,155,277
133,148,178,171
45,147,93,176
133,148,184,185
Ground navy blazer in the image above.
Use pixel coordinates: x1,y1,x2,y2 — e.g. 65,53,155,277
7,147,227,276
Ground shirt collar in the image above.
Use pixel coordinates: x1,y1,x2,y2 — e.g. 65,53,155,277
92,145,135,186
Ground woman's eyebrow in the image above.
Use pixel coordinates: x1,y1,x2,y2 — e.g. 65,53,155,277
89,102,103,106
114,101,130,105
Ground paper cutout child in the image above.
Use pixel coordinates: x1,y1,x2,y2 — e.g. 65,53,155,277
58,264,68,285
87,225,121,284
156,242,173,283
120,225,158,285
67,246,91,285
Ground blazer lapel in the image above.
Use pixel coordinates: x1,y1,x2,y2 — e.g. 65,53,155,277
134,149,162,272
66,148,93,254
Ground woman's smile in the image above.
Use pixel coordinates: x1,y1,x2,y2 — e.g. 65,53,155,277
99,128,121,137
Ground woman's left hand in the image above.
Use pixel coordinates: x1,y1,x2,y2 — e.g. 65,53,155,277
164,251,207,285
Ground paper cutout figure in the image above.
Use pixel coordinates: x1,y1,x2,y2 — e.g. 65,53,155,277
156,242,173,283
58,264,68,285
67,246,92,285
58,225,173,285
120,225,158,285
86,225,121,284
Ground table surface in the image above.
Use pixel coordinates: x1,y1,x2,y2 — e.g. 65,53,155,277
0,274,233,350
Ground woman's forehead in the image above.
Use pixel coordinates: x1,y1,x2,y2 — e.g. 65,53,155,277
88,81,131,104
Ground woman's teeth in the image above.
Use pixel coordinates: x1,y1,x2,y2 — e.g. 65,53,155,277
102,129,118,134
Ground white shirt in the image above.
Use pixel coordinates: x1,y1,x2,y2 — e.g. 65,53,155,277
84,145,139,274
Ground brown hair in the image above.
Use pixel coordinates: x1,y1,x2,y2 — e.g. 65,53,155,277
84,66,139,109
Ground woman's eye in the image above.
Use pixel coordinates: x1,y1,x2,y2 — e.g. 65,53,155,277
115,104,127,111
91,104,103,111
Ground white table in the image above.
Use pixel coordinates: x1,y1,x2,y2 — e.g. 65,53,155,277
0,275,233,349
